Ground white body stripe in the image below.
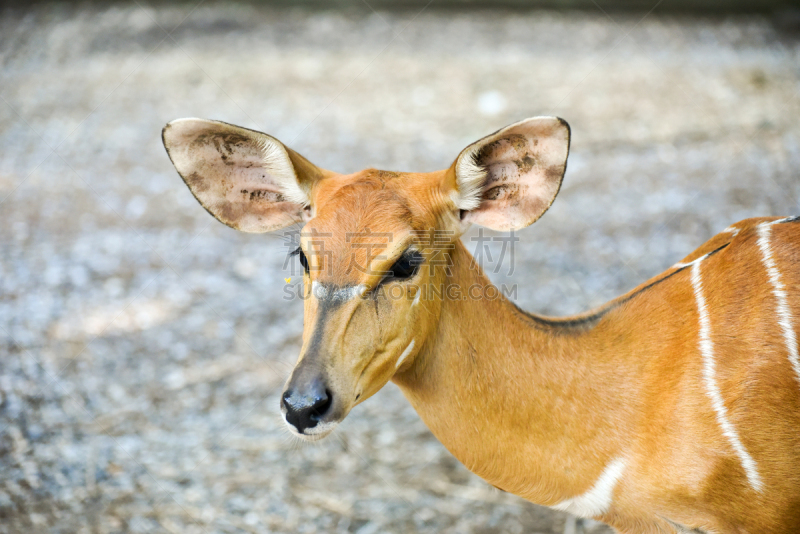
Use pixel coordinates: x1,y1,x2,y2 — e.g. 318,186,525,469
672,226,739,270
672,250,715,270
691,260,763,492
757,222,800,388
551,457,626,518
722,225,741,236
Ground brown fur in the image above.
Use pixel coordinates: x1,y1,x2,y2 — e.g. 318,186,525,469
164,118,800,534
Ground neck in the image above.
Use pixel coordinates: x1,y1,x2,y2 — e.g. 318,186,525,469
393,240,638,506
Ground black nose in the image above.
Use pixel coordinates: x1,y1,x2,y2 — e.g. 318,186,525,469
281,379,332,433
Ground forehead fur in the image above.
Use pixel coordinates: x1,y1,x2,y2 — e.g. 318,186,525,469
302,169,451,286
313,169,451,228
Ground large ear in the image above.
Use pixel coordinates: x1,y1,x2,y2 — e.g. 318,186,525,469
162,118,323,233
451,116,570,231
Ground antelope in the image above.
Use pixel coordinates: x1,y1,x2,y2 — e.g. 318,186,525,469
163,116,800,533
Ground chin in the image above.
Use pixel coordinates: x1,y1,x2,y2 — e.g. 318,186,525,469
285,420,339,442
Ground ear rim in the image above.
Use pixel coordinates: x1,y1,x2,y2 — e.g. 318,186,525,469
162,118,314,233
453,116,571,230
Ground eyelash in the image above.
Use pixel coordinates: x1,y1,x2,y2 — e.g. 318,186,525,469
383,250,423,283
291,246,309,273
290,247,423,281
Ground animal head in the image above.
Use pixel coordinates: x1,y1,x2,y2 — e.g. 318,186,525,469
163,116,570,440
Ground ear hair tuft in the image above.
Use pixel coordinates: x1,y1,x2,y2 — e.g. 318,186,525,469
259,137,309,207
453,146,487,211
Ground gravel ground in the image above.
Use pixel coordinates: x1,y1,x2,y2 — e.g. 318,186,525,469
1,3,800,533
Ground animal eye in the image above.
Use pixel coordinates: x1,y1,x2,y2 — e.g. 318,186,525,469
291,246,309,273
386,250,423,281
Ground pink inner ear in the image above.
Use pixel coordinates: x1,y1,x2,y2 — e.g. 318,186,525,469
165,120,305,233
462,119,568,231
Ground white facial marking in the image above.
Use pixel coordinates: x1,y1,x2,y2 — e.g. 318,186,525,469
757,222,800,389
303,421,338,437
311,281,327,300
412,289,421,307
330,284,367,301
311,282,367,302
551,457,626,518
282,413,338,441
395,339,416,370
691,260,763,492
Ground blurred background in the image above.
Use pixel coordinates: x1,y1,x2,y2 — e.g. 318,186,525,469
2,1,800,533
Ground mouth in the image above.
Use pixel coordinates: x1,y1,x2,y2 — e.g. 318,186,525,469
279,378,346,441
283,417,339,441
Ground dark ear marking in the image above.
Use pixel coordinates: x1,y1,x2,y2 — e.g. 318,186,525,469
195,131,253,165
241,189,286,203
185,171,210,193
163,118,320,233
483,183,519,201
453,116,571,231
